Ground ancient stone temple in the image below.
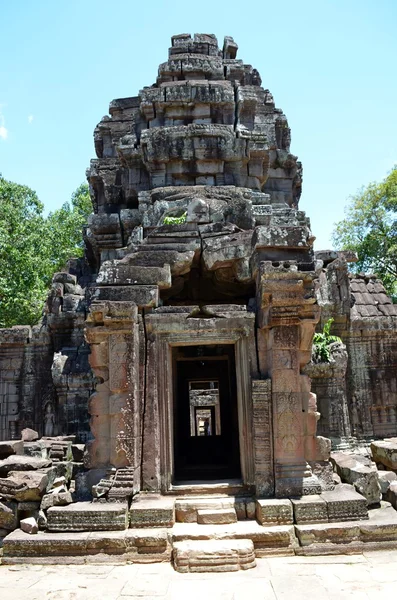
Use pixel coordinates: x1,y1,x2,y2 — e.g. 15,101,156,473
83,31,326,499
1,33,397,568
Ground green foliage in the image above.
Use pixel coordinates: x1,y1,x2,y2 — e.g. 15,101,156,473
312,318,342,363
0,177,92,327
332,167,397,300
163,212,187,225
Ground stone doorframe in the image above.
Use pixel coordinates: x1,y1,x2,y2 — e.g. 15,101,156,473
143,308,258,493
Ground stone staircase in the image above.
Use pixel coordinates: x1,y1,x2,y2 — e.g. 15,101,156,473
3,488,397,568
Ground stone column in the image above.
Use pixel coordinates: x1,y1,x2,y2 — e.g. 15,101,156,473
256,261,325,497
85,301,141,491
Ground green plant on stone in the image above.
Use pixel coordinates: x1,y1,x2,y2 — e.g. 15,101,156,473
312,318,342,363
163,212,187,225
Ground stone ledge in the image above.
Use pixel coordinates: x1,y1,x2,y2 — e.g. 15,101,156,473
173,539,256,573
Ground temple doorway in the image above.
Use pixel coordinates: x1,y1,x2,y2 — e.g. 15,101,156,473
173,345,241,482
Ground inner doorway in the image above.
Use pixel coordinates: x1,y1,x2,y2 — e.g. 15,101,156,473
173,344,241,482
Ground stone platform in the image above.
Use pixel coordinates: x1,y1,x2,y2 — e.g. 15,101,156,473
3,501,397,567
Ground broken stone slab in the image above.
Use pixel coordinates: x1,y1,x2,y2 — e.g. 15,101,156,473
197,508,237,525
0,471,49,502
0,455,52,477
41,491,73,511
20,517,38,534
255,499,293,525
21,428,39,442
0,500,18,531
320,484,368,522
46,501,128,531
130,494,175,528
378,470,397,495
291,495,328,524
173,539,256,573
371,438,397,471
330,452,381,506
0,441,24,460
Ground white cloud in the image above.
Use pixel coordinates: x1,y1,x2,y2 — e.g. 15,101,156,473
0,111,7,140
28,115,34,124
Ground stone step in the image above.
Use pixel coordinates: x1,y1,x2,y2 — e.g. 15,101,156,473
197,507,237,525
2,528,170,564
46,502,128,532
295,505,397,555
173,539,256,573
171,520,297,556
175,495,255,523
130,494,175,528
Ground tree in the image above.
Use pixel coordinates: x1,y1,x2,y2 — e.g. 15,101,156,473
332,167,397,299
0,177,92,327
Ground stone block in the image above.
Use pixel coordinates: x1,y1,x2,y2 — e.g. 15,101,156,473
0,471,48,501
20,517,38,534
130,494,175,528
330,452,381,506
2,528,89,558
0,440,24,459
71,444,85,462
97,264,171,289
0,500,17,530
173,539,256,573
321,484,368,522
0,455,51,477
125,528,168,555
47,501,128,531
256,499,293,525
386,481,397,510
197,508,237,525
371,439,397,471
378,470,397,494
291,495,328,524
94,285,159,308
21,428,39,442
175,497,236,523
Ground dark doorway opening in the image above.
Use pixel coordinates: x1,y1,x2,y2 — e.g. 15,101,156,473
173,344,241,482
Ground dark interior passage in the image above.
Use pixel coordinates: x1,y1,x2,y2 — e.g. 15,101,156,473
173,344,241,482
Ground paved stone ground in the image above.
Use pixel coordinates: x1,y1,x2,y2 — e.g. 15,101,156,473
1,551,397,599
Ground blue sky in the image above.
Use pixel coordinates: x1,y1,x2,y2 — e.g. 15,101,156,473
1,0,396,249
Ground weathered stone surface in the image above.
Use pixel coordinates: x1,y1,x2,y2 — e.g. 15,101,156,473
197,508,237,525
0,441,24,459
0,455,51,477
20,517,38,534
321,484,368,522
291,495,328,524
378,470,397,495
0,500,17,530
47,501,128,531
173,539,256,573
371,439,397,471
21,428,39,442
130,495,175,528
175,497,237,523
256,499,293,525
0,471,48,501
386,481,397,510
330,451,381,506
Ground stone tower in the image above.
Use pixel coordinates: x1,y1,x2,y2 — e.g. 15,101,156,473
84,33,327,498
